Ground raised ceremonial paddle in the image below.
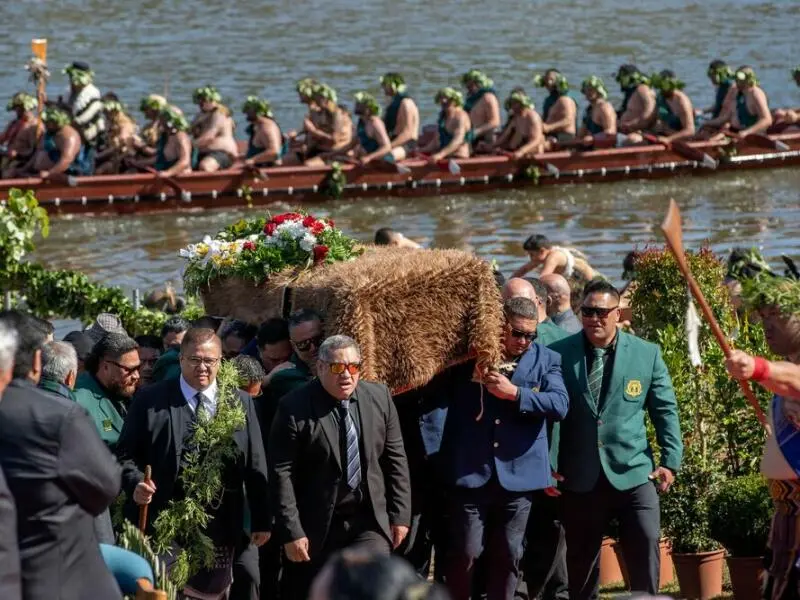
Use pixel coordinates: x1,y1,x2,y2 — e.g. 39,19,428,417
142,166,190,202
660,199,767,428
643,134,717,169
138,465,152,532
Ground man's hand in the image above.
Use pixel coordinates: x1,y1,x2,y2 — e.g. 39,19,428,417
544,470,565,497
484,371,519,401
284,537,311,562
725,349,756,380
391,525,409,549
649,466,675,493
133,479,157,505
251,531,271,547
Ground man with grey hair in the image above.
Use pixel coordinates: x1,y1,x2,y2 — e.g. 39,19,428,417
270,334,411,599
0,321,21,600
39,341,79,400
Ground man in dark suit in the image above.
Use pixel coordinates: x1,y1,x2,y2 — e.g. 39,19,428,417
0,320,21,600
116,328,270,599
0,310,122,600
441,297,569,600
549,280,683,599
269,334,411,599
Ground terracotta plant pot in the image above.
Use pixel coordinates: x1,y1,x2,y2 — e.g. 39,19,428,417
599,537,624,587
614,539,672,590
672,549,725,600
726,556,764,600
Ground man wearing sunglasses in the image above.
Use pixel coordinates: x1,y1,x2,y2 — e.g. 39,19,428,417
270,309,325,402
441,297,568,600
269,335,411,600
549,280,682,599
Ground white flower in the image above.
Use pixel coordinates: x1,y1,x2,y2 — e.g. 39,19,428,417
299,233,317,252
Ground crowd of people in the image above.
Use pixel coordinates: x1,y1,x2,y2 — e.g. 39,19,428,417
1,61,798,181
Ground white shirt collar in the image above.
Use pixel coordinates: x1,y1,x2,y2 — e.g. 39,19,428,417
179,375,218,412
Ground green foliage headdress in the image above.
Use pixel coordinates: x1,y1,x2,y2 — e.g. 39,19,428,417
139,94,167,114
313,83,338,105
353,91,380,116
734,248,800,317
504,90,534,111
41,106,71,127
435,87,464,107
533,71,569,94
650,70,686,94
581,75,608,99
460,69,493,89
241,95,273,118
62,62,93,86
192,85,222,105
6,92,37,112
160,105,189,132
707,62,734,84
103,100,125,114
295,78,318,100
615,64,650,89
380,72,407,94
735,67,759,86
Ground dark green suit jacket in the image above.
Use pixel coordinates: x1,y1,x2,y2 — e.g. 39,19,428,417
73,372,126,451
269,354,313,402
549,330,683,492
537,319,570,347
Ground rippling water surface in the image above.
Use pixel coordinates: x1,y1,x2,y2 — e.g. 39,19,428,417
1,0,798,290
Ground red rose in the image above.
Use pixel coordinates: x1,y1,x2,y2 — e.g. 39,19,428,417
264,222,277,236
302,215,317,228
310,222,325,236
243,241,256,251
272,215,286,225
326,218,335,228
313,245,329,263
283,212,302,221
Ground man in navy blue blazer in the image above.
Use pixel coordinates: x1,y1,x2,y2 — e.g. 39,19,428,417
441,297,569,600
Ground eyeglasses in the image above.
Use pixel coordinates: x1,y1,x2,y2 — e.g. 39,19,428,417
293,334,324,352
509,327,537,342
105,360,141,376
580,305,619,319
183,356,221,368
327,362,361,375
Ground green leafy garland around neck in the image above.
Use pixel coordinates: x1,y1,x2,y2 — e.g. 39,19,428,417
152,361,246,589
117,520,178,600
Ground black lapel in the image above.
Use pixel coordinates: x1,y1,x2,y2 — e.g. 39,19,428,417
168,378,189,472
310,381,342,472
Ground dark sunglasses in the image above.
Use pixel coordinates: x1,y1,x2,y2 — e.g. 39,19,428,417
581,305,619,319
105,359,141,375
509,327,537,342
294,334,324,352
327,362,361,375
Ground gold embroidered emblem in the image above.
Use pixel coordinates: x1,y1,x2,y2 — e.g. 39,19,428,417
626,380,643,397
531,386,540,393
102,419,113,432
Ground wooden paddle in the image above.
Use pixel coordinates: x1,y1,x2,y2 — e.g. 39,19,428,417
643,134,717,169
142,166,190,201
414,152,461,174
138,465,152,532
498,150,560,177
741,133,790,152
660,198,767,428
339,154,411,175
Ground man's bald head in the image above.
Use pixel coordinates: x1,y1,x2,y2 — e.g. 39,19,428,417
541,273,572,315
501,278,536,302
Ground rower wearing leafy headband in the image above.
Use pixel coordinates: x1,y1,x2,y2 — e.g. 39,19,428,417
380,73,419,161
772,67,800,128
21,106,89,179
1,92,38,178
577,76,617,144
698,60,736,128
351,92,392,165
534,69,578,145
241,96,284,168
719,66,772,139
648,70,696,143
615,64,657,135
303,84,354,167
154,106,194,177
138,94,167,152
190,85,239,172
490,91,544,158
285,78,325,162
418,87,471,160
461,69,500,151
95,97,141,174
63,61,106,153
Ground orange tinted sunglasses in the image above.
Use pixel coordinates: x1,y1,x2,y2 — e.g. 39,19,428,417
328,362,361,375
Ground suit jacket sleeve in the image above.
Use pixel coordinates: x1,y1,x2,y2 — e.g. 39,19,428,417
380,387,412,527
518,353,570,420
57,404,122,516
242,393,271,533
115,391,148,497
268,399,305,543
646,347,683,472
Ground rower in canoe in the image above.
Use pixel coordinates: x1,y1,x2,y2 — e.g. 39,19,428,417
303,84,354,167
577,76,617,144
284,78,323,161
63,62,106,155
772,67,800,128
699,60,735,123
511,233,597,282
351,92,392,165
418,87,471,161
615,64,657,135
95,98,141,175
138,94,167,152
489,90,544,158
130,105,193,177
534,69,578,145
726,66,773,139
241,96,284,168
1,92,38,179
461,69,500,152
20,106,92,179
648,70,696,143
380,72,419,161
190,85,238,172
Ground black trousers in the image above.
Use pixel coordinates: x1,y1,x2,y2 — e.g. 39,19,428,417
562,475,660,599
257,537,282,599
520,491,569,600
230,537,259,600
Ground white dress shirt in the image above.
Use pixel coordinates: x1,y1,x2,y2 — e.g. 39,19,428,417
179,375,219,416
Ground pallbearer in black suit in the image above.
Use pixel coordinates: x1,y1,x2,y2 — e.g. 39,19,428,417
0,321,20,600
269,335,412,599
116,328,270,599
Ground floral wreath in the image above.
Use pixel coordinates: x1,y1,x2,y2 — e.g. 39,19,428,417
735,68,759,86
242,95,273,118
504,90,534,111
615,65,650,89
313,83,338,105
460,69,494,90
707,64,734,84
435,87,464,107
103,100,125,114
380,72,407,94
63,63,93,86
533,71,569,95
140,94,167,114
581,76,608,99
353,91,380,116
296,78,318,100
192,85,222,105
160,105,189,133
650,71,686,94
41,107,71,127
6,92,37,112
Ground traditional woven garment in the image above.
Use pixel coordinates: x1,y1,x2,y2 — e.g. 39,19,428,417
768,478,800,599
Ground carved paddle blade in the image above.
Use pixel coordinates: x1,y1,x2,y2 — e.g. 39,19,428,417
660,198,685,259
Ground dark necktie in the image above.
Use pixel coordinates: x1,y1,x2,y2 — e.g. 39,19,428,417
338,400,362,490
588,346,607,403
195,392,212,421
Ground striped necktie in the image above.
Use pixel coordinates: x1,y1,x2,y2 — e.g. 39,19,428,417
338,400,362,490
195,392,213,421
588,346,607,403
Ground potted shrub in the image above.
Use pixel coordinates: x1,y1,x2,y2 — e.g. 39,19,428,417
708,474,772,599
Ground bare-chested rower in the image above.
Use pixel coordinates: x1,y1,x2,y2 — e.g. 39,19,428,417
615,64,657,136
130,105,193,177
136,94,167,155
511,233,597,282
645,70,696,144
379,72,419,161
190,85,238,172
21,106,88,179
772,67,800,127
708,66,773,141
303,84,354,167
577,76,617,144
350,92,392,164
535,69,578,146
241,96,283,168
489,90,544,158
1,92,38,178
461,69,500,152
417,87,471,161
284,78,324,162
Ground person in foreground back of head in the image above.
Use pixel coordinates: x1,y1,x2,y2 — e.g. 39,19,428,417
548,280,682,598
0,321,21,600
310,548,451,600
0,310,123,600
374,227,422,249
269,334,411,600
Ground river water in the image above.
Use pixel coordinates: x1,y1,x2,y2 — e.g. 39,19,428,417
2,0,799,292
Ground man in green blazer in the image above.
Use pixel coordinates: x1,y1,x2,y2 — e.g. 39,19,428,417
549,279,682,599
